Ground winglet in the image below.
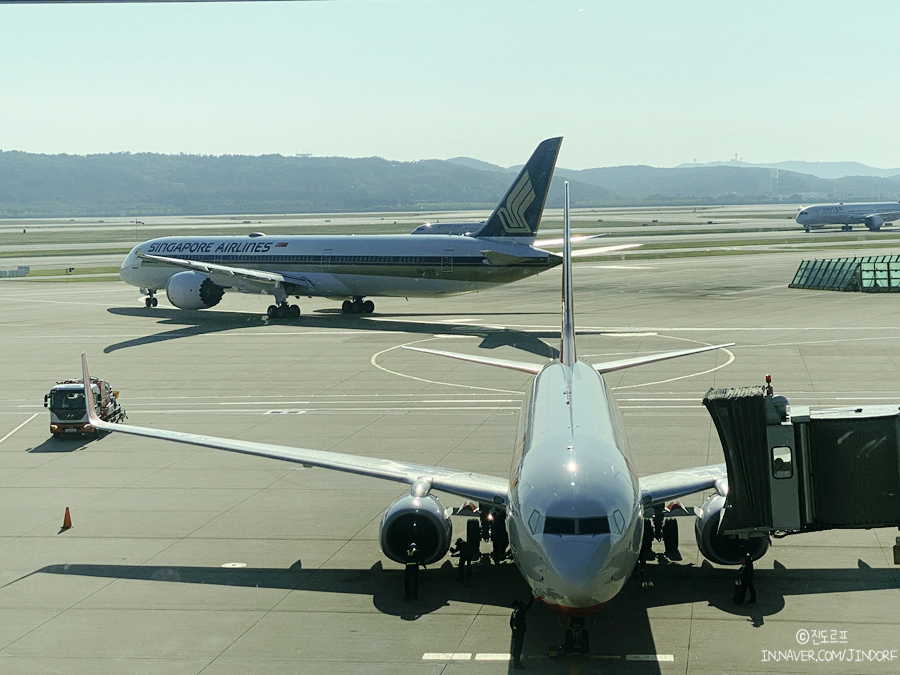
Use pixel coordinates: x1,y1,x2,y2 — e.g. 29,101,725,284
80,353,107,431
476,137,562,239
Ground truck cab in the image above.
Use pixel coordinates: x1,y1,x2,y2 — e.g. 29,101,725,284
44,378,125,437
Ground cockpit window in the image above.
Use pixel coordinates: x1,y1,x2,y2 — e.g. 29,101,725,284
578,517,610,535
528,509,544,535
543,516,610,535
544,517,576,535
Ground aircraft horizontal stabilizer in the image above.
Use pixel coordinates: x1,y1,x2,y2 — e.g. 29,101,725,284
533,234,607,247
401,345,543,374
570,243,642,257
480,250,544,267
591,343,734,374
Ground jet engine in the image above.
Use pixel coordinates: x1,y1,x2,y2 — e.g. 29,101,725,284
165,271,225,310
864,214,884,231
379,493,453,565
694,493,769,565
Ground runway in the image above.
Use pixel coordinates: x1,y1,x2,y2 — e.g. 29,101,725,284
0,240,899,673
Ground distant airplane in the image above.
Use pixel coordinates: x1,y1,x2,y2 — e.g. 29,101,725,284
82,182,739,650
121,138,578,317
796,201,900,232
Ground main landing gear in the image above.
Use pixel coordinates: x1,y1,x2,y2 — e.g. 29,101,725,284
266,302,301,319
341,297,374,314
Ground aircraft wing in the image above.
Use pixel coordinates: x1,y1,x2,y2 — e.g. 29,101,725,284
80,354,508,507
852,210,900,223
136,250,313,294
638,463,728,506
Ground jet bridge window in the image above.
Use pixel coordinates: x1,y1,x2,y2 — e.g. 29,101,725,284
771,446,793,479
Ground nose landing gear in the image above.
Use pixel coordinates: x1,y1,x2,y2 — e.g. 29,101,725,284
549,618,590,657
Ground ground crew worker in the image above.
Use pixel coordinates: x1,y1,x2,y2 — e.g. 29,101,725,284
509,596,534,669
449,537,472,580
734,552,757,604
404,542,425,600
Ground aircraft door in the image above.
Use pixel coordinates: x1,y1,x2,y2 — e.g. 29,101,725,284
321,248,333,271
441,249,454,273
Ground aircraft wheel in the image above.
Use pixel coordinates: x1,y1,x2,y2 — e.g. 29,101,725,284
289,304,301,318
277,304,288,319
151,297,158,307
351,298,364,313
267,305,278,318
341,300,353,314
362,299,375,314
145,297,152,307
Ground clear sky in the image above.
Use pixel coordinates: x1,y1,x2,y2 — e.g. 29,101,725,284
2,0,897,170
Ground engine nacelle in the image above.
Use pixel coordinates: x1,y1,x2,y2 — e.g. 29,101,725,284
380,493,452,565
694,493,769,565
165,271,225,310
864,214,884,231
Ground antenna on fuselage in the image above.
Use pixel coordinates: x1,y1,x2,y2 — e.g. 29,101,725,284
560,182,576,366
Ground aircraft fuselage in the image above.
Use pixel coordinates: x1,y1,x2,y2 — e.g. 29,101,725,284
121,233,559,299
507,360,643,614
796,202,900,231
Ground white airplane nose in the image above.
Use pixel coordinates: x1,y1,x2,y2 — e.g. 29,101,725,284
119,253,140,285
545,536,611,587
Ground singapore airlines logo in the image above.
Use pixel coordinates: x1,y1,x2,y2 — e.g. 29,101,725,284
497,171,535,234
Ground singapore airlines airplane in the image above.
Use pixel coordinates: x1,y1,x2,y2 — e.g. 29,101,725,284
81,184,746,649
796,201,900,232
120,137,576,318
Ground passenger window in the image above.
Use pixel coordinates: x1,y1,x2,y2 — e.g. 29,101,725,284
771,446,793,479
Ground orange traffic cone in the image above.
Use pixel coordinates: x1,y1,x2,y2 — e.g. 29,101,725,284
61,507,72,530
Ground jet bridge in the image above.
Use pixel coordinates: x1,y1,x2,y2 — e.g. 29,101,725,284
702,382,900,548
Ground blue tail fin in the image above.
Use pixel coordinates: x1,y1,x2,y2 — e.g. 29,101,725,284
475,137,562,238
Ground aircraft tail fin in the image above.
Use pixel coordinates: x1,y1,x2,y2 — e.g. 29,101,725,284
475,137,562,239
560,182,576,366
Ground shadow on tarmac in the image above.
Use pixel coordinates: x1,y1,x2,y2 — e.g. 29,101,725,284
27,435,99,453
13,555,899,672
104,306,569,359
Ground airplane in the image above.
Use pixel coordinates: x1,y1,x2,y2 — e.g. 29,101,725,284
796,201,900,232
120,137,576,318
81,182,748,651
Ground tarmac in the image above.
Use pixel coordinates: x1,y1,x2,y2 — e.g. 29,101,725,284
0,234,899,673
